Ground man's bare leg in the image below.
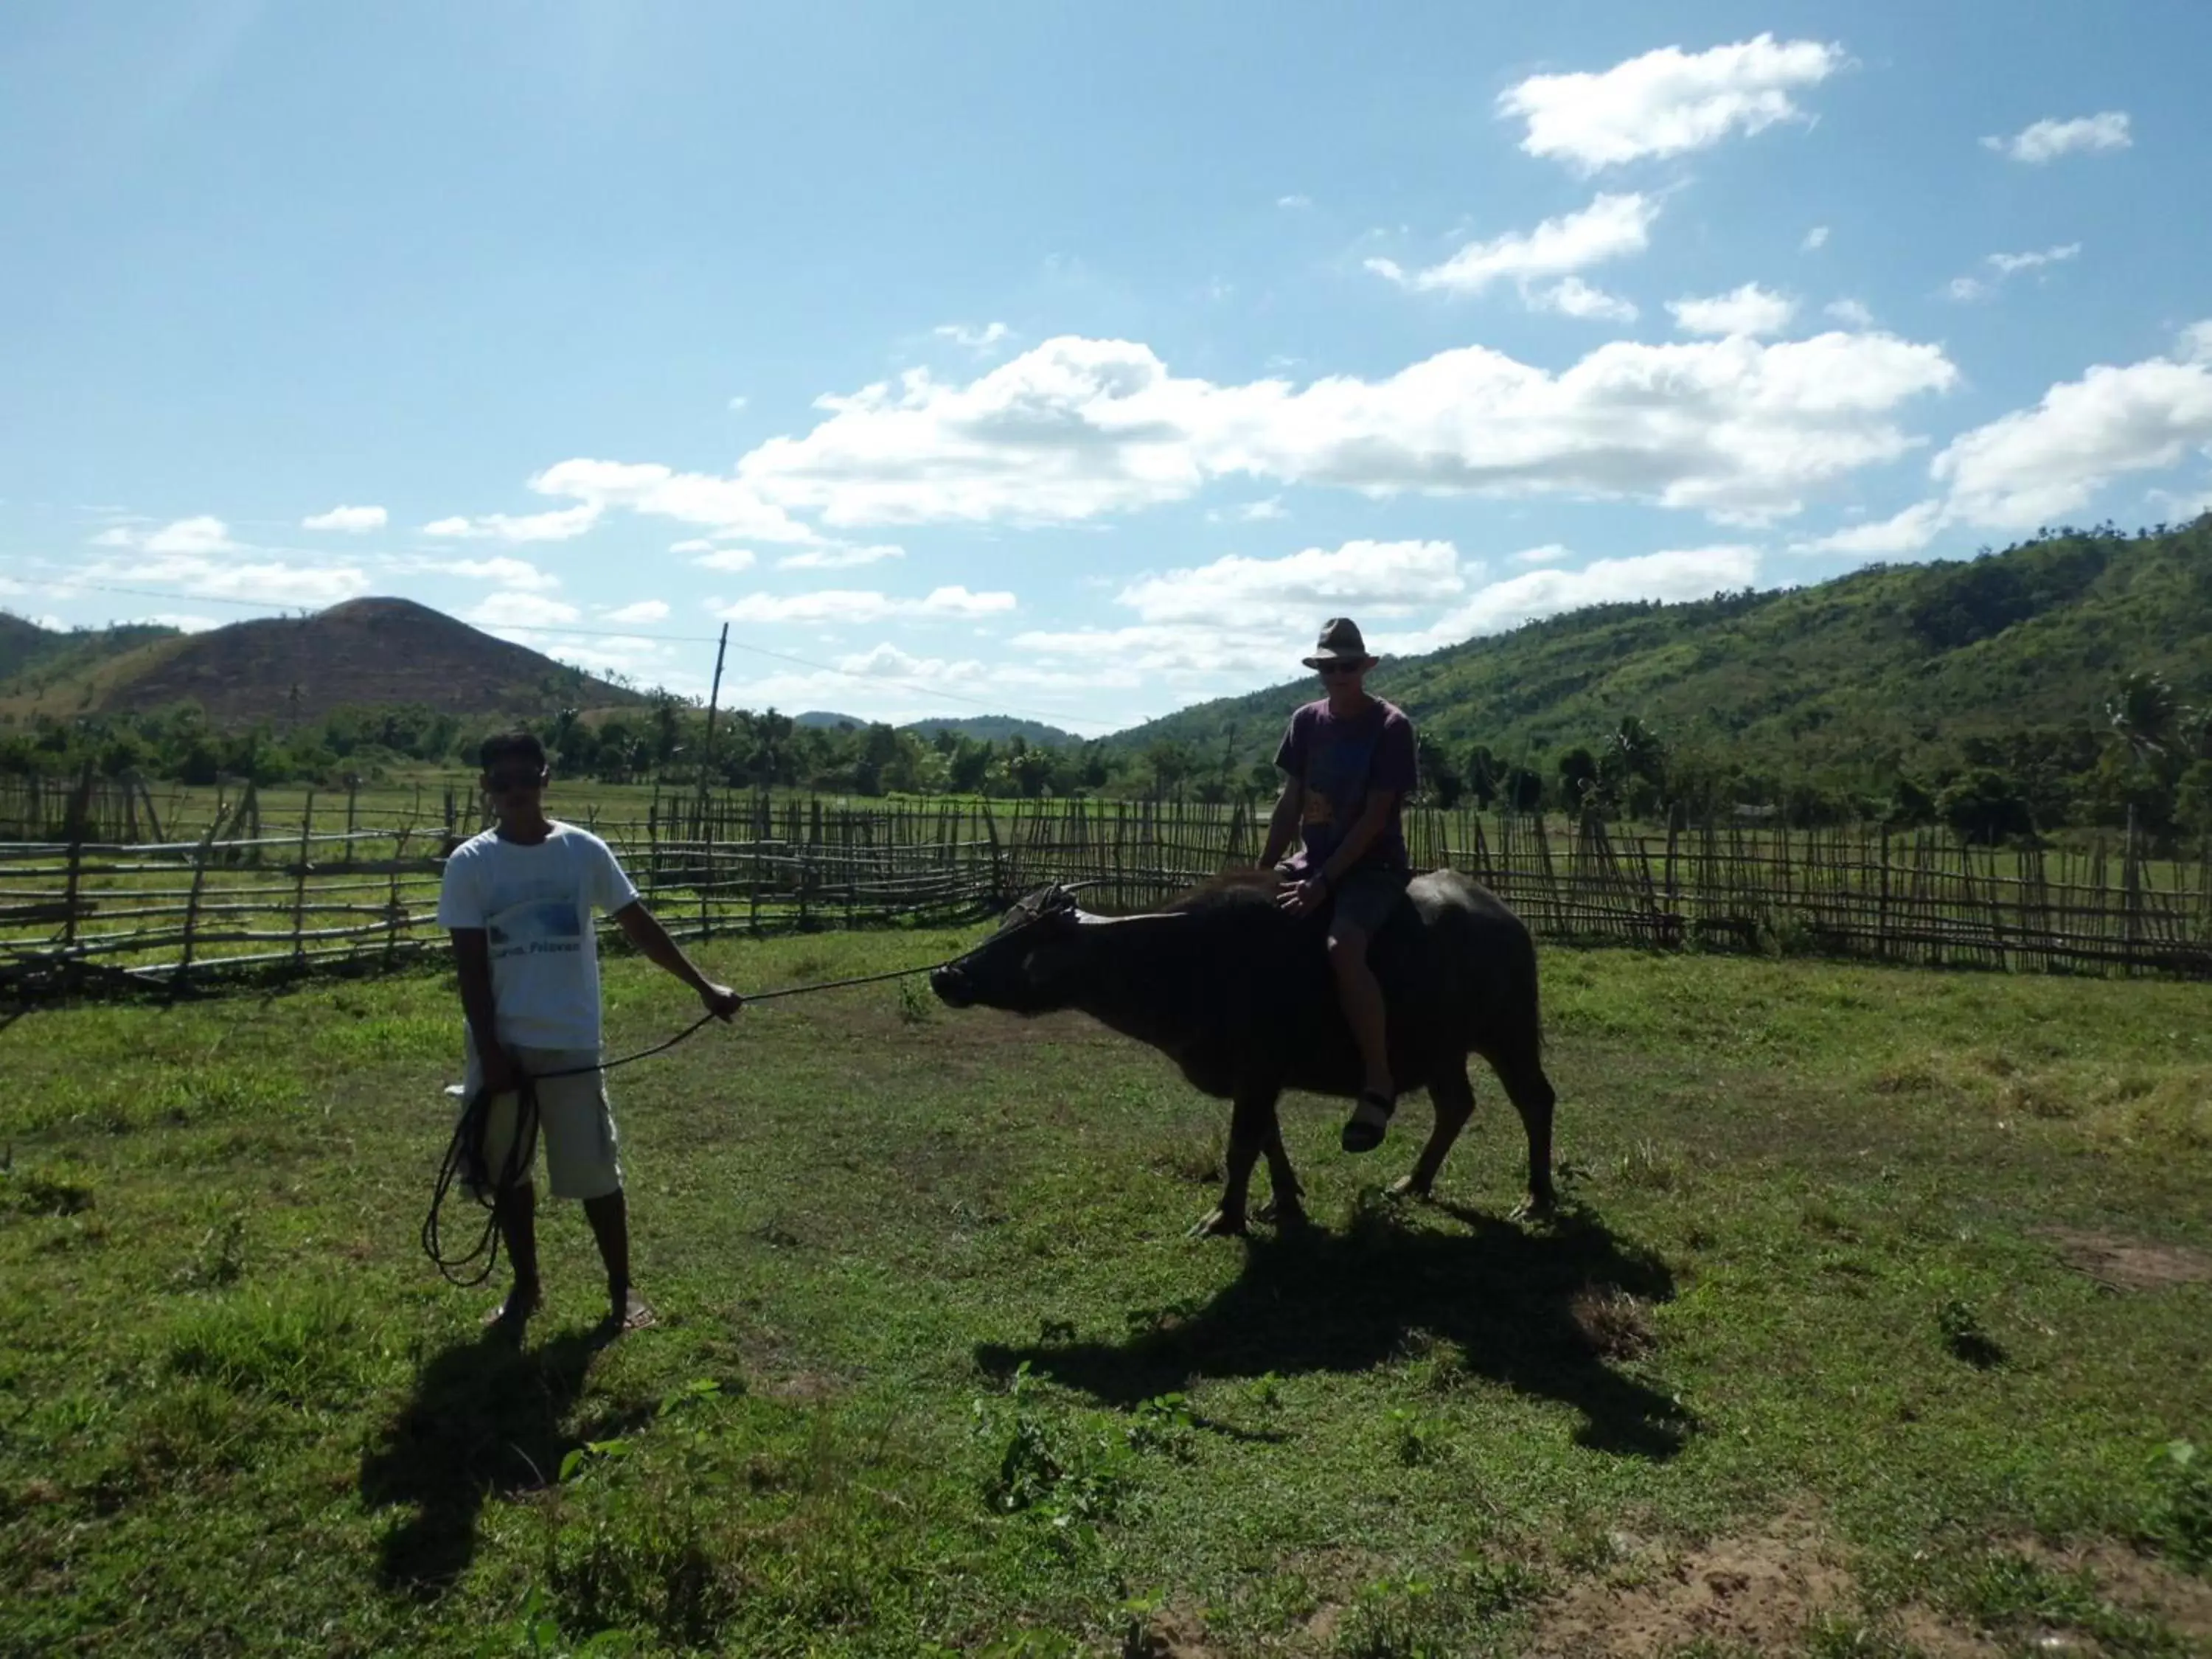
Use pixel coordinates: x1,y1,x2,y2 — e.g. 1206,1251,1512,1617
582,1191,655,1332
1331,927,1396,1152
487,1181,543,1329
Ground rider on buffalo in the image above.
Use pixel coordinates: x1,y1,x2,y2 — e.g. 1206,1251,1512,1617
1258,617,1419,1156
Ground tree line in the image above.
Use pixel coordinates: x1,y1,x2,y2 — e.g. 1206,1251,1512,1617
4,672,2211,847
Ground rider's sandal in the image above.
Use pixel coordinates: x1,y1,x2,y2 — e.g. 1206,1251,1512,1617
1340,1089,1395,1154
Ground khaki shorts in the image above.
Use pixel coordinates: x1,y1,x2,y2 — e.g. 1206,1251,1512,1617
459,1040,624,1202
1327,866,1411,937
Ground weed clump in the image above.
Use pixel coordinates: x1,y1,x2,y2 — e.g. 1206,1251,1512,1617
165,1284,366,1405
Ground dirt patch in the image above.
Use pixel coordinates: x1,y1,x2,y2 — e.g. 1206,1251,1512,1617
2035,1227,2212,1293
2023,1537,2212,1641
1530,1516,1852,1657
1892,1604,2006,1658
1127,1607,1221,1658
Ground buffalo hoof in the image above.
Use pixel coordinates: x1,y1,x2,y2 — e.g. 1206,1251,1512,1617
1188,1207,1248,1239
1509,1193,1560,1225
1385,1175,1435,1202
1254,1196,1310,1228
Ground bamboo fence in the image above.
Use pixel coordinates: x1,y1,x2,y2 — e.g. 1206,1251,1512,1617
4,777,2210,999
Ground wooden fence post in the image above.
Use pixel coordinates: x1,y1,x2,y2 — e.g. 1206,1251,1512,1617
61,765,93,951
290,789,316,962
173,807,231,995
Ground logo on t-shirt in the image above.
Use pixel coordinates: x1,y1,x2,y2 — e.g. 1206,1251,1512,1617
487,895,584,961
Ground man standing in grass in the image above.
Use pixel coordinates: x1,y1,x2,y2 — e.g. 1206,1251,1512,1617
1259,618,1420,1155
438,731,741,1336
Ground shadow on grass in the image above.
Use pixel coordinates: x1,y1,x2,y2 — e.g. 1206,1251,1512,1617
358,1326,650,1596
977,1200,1692,1458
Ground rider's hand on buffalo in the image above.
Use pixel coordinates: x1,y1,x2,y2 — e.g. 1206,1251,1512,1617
1277,875,1327,916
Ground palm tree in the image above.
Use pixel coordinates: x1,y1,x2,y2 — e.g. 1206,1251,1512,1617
1604,715,1666,787
2104,671,2181,759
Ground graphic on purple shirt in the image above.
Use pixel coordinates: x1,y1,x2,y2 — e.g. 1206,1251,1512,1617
1273,697,1419,876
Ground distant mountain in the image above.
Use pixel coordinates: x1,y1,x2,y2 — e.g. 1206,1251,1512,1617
900,715,1083,748
791,710,1083,748
1104,519,2212,783
0,597,645,723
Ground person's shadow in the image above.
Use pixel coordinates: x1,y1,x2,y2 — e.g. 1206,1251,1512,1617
977,1200,1692,1458
358,1326,652,1595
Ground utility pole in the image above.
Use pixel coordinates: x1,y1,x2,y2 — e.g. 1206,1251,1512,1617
700,623,729,794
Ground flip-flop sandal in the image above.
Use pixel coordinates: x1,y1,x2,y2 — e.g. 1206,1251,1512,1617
1340,1090,1395,1154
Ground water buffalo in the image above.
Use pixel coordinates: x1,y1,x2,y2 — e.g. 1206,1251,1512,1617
930,869,1557,1236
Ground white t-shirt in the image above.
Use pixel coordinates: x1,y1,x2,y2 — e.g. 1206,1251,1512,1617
436,821,641,1048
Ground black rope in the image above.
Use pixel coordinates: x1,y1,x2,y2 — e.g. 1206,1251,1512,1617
420,960,947,1286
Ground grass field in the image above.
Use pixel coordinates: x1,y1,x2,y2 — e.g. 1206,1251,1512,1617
2,933,2210,1656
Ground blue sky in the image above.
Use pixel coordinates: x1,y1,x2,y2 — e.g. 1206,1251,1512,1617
4,1,2210,734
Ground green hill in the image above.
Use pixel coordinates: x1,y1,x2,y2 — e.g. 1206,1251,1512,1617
0,613,178,693
0,598,642,724
1107,519,2212,790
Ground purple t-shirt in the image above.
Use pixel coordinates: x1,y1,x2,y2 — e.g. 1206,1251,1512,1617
1274,697,1419,876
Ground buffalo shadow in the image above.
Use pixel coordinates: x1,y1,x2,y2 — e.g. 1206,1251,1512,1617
977,1199,1691,1458
358,1325,652,1595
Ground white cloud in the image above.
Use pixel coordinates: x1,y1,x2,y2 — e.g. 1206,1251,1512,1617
670,538,719,554
602,599,670,624
1946,246,2083,305
1669,282,1798,338
1512,543,1573,566
1116,540,1470,630
526,458,821,545
302,504,387,532
1792,499,1947,556
1277,193,1312,209
91,515,240,556
689,548,759,572
142,612,223,633
1500,35,1846,172
1366,192,1658,295
1389,546,1762,648
83,552,369,607
776,543,905,570
1825,298,1876,329
462,591,582,628
934,321,1012,352
1227,497,1289,523
2180,322,2212,367
1931,333,2212,529
1528,276,1639,323
1986,243,2080,276
403,555,560,591
714,586,1015,626
837,642,987,682
423,505,600,543
1801,226,1829,252
728,327,1955,527
727,396,749,411
1982,111,2131,164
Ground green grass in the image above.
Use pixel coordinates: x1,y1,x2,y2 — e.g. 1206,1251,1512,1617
2,937,2210,1655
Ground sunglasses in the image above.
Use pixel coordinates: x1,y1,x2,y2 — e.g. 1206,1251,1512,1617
1315,659,1366,675
484,769,545,793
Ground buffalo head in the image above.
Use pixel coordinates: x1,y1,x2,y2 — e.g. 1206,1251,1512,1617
931,884,1093,1015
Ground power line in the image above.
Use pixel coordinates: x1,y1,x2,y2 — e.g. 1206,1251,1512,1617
63,582,1108,737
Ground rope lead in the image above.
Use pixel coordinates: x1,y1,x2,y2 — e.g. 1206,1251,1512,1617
420,960,947,1284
